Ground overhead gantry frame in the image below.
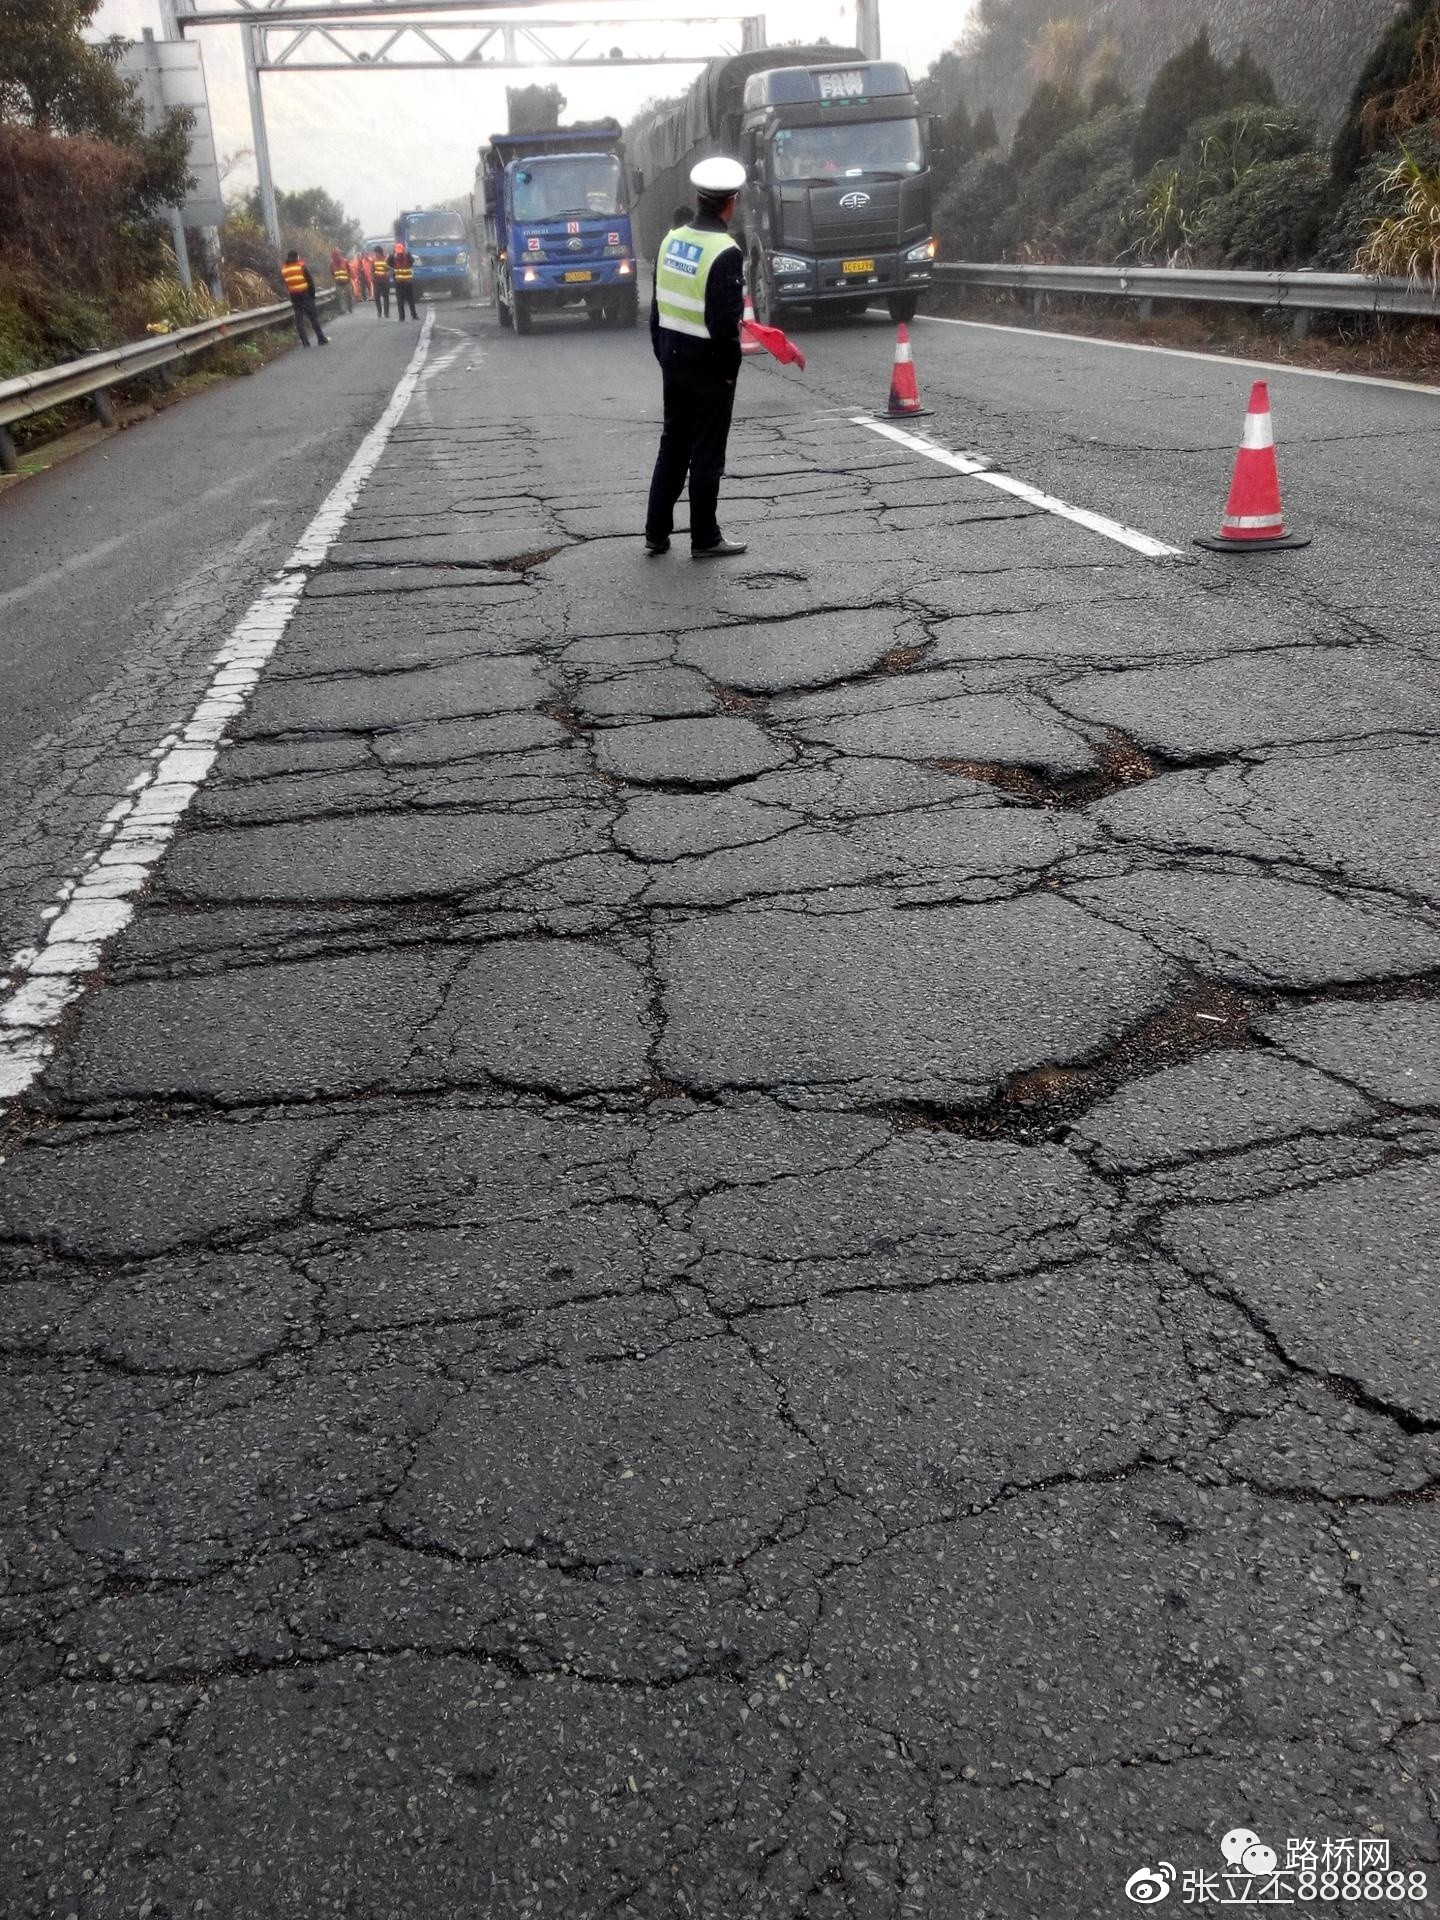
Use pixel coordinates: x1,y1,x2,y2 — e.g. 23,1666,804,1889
162,0,766,246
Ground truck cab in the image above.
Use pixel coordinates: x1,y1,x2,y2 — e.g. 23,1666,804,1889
740,62,935,325
393,210,471,299
478,128,639,335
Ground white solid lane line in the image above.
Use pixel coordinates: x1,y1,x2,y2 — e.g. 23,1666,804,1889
903,313,1440,399
0,310,437,1106
853,413,1182,560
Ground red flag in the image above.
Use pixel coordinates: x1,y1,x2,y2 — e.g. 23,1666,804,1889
742,320,806,370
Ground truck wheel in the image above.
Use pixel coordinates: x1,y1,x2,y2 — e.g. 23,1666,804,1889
513,291,533,335
751,253,775,327
587,301,606,325
888,294,919,324
618,285,640,328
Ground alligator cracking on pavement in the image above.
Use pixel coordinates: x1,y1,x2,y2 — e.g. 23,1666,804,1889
0,296,1437,1920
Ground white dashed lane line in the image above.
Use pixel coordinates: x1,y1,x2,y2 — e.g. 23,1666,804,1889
853,412,1182,560
0,310,437,1105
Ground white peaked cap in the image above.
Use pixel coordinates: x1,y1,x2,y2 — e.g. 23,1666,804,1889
690,156,747,194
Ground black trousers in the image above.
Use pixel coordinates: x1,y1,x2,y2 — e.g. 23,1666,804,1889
645,366,737,549
335,279,353,314
290,293,327,345
395,280,418,320
374,281,391,317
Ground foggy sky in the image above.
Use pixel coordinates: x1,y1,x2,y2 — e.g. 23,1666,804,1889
93,1,972,236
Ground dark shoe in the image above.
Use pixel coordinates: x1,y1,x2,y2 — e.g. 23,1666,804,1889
692,537,747,559
643,538,670,556
317,336,330,346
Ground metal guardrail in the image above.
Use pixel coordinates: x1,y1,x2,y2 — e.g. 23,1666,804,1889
0,290,336,473
933,262,1440,327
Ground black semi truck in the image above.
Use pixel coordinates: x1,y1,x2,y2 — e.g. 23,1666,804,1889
629,48,937,325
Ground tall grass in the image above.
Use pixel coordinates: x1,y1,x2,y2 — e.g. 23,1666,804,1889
1357,145,1440,285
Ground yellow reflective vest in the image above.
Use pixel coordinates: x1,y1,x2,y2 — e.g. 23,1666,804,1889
655,225,739,340
280,259,309,295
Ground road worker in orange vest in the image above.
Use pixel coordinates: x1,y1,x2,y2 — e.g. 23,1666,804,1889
371,244,391,319
391,242,419,321
353,249,371,301
329,246,353,315
280,250,329,347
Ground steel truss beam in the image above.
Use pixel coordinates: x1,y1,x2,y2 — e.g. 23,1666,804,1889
252,15,756,69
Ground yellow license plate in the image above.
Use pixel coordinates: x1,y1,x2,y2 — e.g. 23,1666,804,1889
842,258,875,275
563,270,593,282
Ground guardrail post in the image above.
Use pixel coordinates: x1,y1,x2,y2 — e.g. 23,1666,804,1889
1137,298,1154,321
1291,309,1311,341
1029,290,1045,317
93,389,116,429
0,427,17,475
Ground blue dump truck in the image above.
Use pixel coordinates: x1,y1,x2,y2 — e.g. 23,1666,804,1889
475,123,639,334
392,209,471,299
629,50,937,326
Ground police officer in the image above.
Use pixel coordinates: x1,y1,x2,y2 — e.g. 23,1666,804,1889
280,250,329,347
644,157,748,559
371,245,391,319
391,244,419,321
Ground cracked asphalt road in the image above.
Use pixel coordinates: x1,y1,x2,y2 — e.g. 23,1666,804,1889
1,301,1438,1918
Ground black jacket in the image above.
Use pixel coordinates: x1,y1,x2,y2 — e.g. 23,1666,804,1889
650,211,744,380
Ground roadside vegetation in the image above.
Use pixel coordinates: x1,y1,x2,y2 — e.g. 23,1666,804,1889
921,0,1440,290
0,0,363,448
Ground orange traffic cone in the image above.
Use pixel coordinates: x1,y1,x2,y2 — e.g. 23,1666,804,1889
741,282,763,356
1195,381,1310,552
877,323,931,419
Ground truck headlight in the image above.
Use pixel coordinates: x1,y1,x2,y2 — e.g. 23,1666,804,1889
905,238,937,263
456,252,468,268
770,253,808,276
618,258,633,276
522,267,538,283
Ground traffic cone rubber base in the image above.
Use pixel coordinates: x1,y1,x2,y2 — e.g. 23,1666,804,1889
1194,531,1311,553
875,405,933,419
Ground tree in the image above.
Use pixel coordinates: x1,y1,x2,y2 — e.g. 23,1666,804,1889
240,184,361,250
1087,72,1130,116
1333,0,1440,187
507,83,565,134
0,0,139,139
0,0,193,217
1009,80,1085,175
1131,32,1278,177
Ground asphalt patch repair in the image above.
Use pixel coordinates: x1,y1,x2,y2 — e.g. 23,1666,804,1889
0,340,1437,1919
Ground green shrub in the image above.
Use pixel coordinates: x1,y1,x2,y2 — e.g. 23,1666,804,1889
1132,31,1277,177
1190,153,1332,268
1009,81,1085,176
1009,106,1143,260
1177,104,1317,182
1319,125,1440,266
935,152,1017,261
1332,0,1438,188
1049,161,1142,262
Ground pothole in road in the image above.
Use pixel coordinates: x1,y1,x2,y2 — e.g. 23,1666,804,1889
877,643,930,675
884,981,1257,1143
738,570,807,591
927,731,1160,809
492,547,566,573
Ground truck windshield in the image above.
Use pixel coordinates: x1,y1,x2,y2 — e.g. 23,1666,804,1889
512,156,624,221
771,119,924,183
404,213,465,242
